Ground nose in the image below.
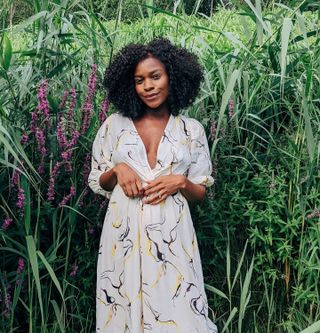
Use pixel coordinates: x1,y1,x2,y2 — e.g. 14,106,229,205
143,78,154,91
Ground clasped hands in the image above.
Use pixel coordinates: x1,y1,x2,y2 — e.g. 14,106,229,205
113,163,186,205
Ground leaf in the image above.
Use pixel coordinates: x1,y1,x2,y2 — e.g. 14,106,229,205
1,33,12,70
238,256,254,333
243,0,271,36
21,175,31,235
211,69,241,157
299,320,320,333
146,0,154,17
302,97,315,161
26,235,44,324
232,240,248,290
221,307,238,333
14,11,49,32
205,284,228,300
37,251,64,300
51,300,65,333
280,17,292,87
90,12,113,46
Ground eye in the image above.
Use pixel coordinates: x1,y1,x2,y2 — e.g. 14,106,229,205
134,78,143,84
152,74,160,80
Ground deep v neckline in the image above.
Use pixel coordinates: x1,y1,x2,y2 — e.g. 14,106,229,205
130,114,172,171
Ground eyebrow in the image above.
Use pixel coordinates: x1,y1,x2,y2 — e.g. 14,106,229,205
134,69,162,77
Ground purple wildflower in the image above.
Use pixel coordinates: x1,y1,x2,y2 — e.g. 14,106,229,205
66,129,80,149
67,88,77,122
38,164,45,175
35,127,47,157
83,153,91,183
99,98,109,124
16,188,26,209
21,133,29,145
59,90,69,110
30,112,38,134
17,257,25,275
81,101,93,135
57,121,67,149
11,169,20,187
306,208,320,219
228,98,235,118
61,151,71,161
2,217,13,230
88,227,95,235
209,120,217,141
47,162,61,201
3,284,12,317
58,186,76,207
81,64,97,134
70,263,78,277
36,80,50,125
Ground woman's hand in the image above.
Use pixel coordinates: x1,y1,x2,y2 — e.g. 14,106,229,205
113,163,144,198
143,175,186,205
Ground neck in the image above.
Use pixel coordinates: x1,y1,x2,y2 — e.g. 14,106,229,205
145,102,170,119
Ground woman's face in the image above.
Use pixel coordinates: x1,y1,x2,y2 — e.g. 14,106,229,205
134,56,169,110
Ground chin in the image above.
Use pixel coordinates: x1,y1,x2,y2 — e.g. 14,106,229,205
144,100,168,111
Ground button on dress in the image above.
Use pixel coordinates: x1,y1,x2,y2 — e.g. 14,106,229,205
88,113,217,333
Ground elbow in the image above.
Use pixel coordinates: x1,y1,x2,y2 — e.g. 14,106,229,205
198,186,206,201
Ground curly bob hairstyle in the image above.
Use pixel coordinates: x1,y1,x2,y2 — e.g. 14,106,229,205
103,38,204,119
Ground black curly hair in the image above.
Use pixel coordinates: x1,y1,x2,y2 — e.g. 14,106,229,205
103,38,204,119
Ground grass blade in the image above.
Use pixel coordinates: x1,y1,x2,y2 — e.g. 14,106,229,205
280,17,293,87
299,320,320,333
37,250,64,300
26,235,44,324
205,284,228,300
222,307,238,333
51,300,65,333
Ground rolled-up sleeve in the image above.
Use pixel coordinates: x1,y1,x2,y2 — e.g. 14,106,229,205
88,115,115,198
187,120,214,187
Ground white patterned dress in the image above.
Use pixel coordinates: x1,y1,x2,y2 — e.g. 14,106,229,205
88,112,217,333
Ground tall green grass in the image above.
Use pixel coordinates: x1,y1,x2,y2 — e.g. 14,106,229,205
0,0,319,332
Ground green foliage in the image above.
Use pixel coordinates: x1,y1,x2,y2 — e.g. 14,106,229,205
0,0,319,332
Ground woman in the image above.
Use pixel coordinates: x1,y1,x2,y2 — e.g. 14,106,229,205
89,38,217,333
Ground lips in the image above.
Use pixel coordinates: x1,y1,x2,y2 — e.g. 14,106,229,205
144,92,159,100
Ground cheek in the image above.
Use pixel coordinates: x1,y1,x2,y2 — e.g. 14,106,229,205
135,84,142,95
162,78,169,95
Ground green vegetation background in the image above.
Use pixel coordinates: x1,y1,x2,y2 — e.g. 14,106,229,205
0,0,319,332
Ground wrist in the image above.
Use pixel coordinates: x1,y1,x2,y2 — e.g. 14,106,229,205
178,175,187,190
112,165,118,176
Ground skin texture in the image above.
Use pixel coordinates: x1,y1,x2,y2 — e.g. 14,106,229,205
99,55,207,204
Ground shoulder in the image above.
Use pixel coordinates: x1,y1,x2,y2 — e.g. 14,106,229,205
103,112,125,125
176,115,206,137
98,112,129,132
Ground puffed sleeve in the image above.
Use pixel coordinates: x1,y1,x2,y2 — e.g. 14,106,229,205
88,115,115,198
187,119,214,187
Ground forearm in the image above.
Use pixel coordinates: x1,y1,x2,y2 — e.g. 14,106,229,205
180,176,206,202
99,167,118,191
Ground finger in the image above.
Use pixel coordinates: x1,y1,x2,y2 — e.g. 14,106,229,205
150,194,166,205
144,184,164,196
130,182,139,198
121,186,128,197
144,191,165,204
144,178,162,190
136,180,144,197
125,184,133,197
